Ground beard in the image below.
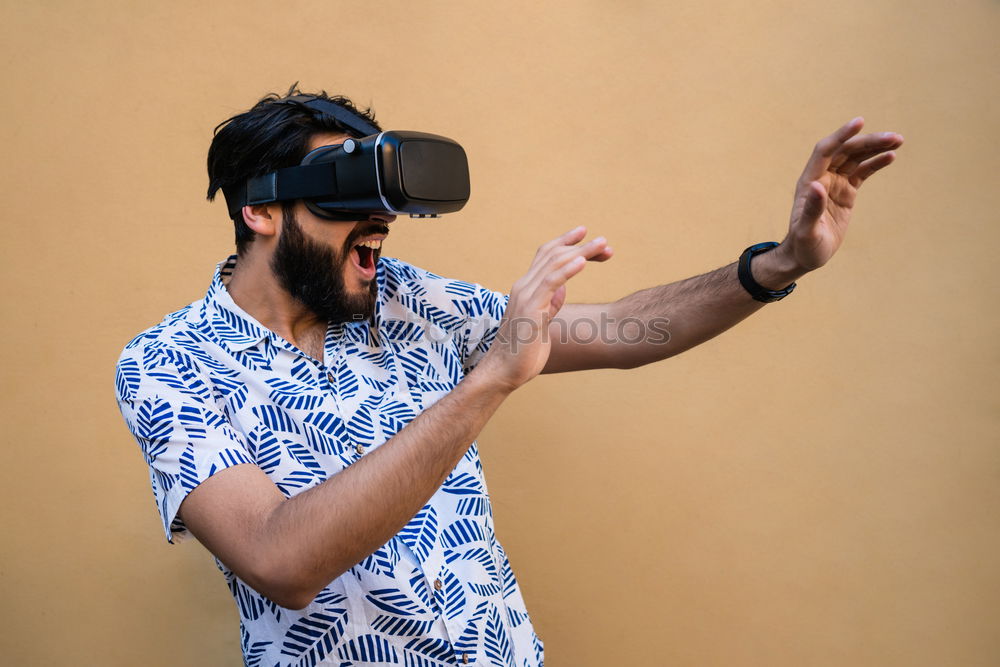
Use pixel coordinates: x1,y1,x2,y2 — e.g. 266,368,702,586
270,207,383,324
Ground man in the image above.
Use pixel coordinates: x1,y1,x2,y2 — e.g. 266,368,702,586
115,88,902,667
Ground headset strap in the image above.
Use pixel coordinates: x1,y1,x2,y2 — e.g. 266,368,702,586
282,94,380,137
222,95,375,217
224,163,338,218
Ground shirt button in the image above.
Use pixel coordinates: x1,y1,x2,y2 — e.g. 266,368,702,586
355,443,365,455
433,578,443,591
462,653,469,664
326,372,335,384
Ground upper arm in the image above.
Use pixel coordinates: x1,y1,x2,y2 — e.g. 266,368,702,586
115,344,296,605
177,463,291,603
541,302,624,374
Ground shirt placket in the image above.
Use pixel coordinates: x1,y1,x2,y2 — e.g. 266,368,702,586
317,325,370,467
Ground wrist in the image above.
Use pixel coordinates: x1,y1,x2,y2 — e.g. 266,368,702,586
465,354,521,397
750,243,807,291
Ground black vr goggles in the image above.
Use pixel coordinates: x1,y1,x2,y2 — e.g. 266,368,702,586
222,96,471,221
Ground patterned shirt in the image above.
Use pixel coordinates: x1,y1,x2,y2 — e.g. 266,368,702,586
115,255,545,667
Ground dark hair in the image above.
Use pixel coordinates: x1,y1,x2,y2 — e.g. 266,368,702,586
206,84,381,253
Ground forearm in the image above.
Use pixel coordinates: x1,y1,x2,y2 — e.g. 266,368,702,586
259,365,512,607
609,244,806,368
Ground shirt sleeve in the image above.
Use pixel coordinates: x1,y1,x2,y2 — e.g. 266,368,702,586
115,343,254,544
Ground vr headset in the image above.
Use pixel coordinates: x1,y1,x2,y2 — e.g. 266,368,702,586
222,96,470,221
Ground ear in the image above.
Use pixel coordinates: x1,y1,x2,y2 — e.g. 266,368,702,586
241,204,280,238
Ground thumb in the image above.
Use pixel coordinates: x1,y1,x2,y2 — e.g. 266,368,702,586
801,181,827,225
549,284,567,315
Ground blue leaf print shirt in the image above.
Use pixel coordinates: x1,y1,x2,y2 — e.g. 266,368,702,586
115,255,545,667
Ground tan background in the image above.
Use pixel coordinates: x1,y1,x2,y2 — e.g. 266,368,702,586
2,0,998,665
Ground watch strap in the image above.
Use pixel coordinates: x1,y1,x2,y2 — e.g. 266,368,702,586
738,242,796,303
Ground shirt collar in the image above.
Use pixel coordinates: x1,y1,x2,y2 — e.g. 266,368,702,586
203,255,271,353
202,255,398,354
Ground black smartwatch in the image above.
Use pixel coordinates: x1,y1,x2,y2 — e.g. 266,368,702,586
738,242,796,303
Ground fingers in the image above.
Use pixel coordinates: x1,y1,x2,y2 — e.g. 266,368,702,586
532,234,609,283
514,230,611,316
591,245,614,262
800,118,903,195
529,225,587,267
548,225,588,249
849,151,896,187
521,226,585,285
565,235,611,264
830,132,904,175
801,117,865,182
527,254,587,313
522,227,610,286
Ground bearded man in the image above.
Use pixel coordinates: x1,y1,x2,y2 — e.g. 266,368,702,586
115,87,902,666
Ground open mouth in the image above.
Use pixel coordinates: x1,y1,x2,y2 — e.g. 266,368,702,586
351,239,382,278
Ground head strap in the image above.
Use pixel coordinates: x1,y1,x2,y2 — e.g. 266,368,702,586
280,94,380,137
221,95,379,218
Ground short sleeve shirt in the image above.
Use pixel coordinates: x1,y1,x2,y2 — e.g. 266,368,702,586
115,255,545,667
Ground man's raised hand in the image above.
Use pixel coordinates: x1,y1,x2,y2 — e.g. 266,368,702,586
477,226,612,392
779,117,904,273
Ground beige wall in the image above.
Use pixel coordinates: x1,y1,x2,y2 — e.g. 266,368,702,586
2,1,998,664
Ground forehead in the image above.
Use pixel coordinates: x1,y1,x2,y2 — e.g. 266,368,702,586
308,132,352,151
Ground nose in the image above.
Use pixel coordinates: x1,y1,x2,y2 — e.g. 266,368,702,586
369,213,396,225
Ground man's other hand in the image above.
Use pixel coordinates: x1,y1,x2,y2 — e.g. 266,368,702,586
478,226,612,391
